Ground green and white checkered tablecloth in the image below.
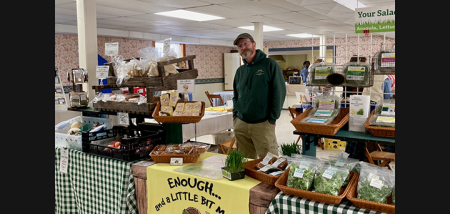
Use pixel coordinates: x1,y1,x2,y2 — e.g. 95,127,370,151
55,148,138,214
265,192,386,214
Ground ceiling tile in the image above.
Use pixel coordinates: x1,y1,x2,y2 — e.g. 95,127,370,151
264,12,317,21
259,0,309,12
55,14,77,21
96,5,147,16
207,19,253,28
136,0,211,8
55,7,77,16
55,0,75,6
231,15,285,24
220,1,290,15
187,5,249,18
96,0,177,14
287,0,336,6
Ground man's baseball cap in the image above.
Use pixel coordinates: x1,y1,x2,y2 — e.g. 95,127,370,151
233,33,254,45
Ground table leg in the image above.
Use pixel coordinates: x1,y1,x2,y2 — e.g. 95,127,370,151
301,135,317,157
163,123,183,144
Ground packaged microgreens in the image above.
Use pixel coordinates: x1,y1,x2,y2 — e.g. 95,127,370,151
369,99,395,127
357,164,394,204
313,162,350,196
306,62,337,86
286,157,321,191
373,48,395,74
328,152,357,186
342,61,372,87
301,95,341,125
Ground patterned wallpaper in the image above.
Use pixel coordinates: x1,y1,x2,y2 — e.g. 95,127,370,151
55,34,394,86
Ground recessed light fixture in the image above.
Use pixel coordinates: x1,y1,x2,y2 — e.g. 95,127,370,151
238,25,284,32
333,0,367,11
286,33,320,38
155,9,225,21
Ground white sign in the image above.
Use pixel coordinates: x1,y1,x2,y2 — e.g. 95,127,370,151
355,4,395,33
118,112,130,125
105,42,119,56
170,157,183,166
177,79,195,94
59,148,69,174
96,66,109,79
163,38,171,55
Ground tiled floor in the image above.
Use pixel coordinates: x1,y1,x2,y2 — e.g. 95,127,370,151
193,109,394,169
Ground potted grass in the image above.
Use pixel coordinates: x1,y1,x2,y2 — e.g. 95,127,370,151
280,141,301,157
221,149,248,181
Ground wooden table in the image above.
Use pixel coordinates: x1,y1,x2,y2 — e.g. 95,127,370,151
132,160,280,214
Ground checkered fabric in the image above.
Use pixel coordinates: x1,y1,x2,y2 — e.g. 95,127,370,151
55,148,138,214
265,192,385,214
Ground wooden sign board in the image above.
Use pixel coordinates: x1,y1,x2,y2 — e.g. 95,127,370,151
289,76,302,84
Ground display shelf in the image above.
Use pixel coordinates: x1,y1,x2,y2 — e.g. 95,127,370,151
55,68,68,112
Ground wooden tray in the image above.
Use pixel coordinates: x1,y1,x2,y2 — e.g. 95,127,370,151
275,168,357,205
243,158,282,185
152,101,205,123
291,108,349,135
346,173,395,214
93,101,156,115
364,110,395,138
149,145,200,163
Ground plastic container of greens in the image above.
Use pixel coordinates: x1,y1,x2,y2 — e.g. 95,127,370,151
369,99,395,128
306,62,337,86
342,61,373,87
372,48,395,74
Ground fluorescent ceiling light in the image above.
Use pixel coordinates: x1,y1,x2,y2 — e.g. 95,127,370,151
286,33,320,38
155,9,224,21
333,0,367,11
238,25,284,32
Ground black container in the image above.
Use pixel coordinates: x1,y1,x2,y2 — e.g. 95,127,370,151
221,167,246,181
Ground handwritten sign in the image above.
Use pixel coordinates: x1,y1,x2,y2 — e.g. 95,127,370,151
96,66,109,79
105,42,119,56
177,79,195,94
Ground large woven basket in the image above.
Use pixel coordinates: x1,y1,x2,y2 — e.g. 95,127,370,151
274,167,357,205
243,158,282,185
346,173,395,214
149,145,200,163
291,108,349,135
364,110,395,138
152,101,205,123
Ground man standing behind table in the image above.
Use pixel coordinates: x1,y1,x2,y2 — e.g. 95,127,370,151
231,33,286,159
300,60,310,84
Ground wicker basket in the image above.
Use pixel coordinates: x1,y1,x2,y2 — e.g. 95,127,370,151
149,145,200,163
152,101,205,123
243,158,282,185
274,167,357,205
364,110,395,138
291,108,350,135
346,173,395,214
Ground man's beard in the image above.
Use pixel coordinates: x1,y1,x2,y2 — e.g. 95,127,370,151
240,48,253,58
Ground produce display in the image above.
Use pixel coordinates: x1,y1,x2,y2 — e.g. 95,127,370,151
306,62,337,86
342,61,372,87
150,142,210,156
159,96,203,117
328,153,360,186
254,152,289,176
301,95,341,125
356,163,395,204
369,99,395,127
286,157,321,191
373,49,395,74
280,142,302,157
92,92,147,105
313,163,350,196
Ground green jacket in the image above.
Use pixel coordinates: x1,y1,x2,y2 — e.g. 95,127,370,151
232,49,286,125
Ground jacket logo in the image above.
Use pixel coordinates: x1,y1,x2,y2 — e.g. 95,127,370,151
256,69,264,75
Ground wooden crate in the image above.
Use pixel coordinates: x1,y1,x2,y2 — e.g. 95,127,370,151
93,101,156,115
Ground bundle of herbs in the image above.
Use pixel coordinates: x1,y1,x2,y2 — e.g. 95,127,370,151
342,62,372,87
306,62,337,86
224,149,248,173
356,164,394,204
313,163,350,196
280,142,301,157
373,49,395,74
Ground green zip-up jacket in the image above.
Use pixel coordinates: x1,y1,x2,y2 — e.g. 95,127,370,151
232,49,286,125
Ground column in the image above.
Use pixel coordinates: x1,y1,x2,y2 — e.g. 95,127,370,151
253,22,264,50
319,35,326,62
76,0,98,102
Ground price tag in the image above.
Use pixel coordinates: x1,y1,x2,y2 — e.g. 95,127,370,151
96,66,109,79
105,42,119,56
163,38,171,55
60,148,69,174
177,79,195,94
322,169,335,179
118,112,130,125
170,157,183,166
370,178,384,189
293,168,305,178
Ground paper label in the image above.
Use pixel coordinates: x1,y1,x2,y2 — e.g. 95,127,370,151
163,38,171,54
314,66,332,79
96,66,109,79
258,164,274,172
322,169,335,179
272,158,286,168
299,162,310,170
376,116,395,123
105,42,119,56
314,109,333,117
177,79,195,94
170,157,183,166
222,169,232,180
347,66,366,81
118,112,130,125
80,94,87,101
368,173,379,181
59,148,69,174
334,160,346,167
293,168,305,178
370,178,383,189
381,53,395,67
269,171,284,176
381,103,395,116
306,118,327,124
318,99,335,109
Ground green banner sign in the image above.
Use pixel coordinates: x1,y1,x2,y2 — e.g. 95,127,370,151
355,4,395,33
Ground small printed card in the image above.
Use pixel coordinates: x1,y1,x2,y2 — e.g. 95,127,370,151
59,148,69,174
306,118,327,124
170,157,183,166
293,168,305,178
376,116,395,124
314,109,333,117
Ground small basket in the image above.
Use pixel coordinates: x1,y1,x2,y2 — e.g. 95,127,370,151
291,108,349,135
243,158,282,185
364,110,395,138
346,173,395,214
149,145,200,163
275,168,357,205
152,101,205,123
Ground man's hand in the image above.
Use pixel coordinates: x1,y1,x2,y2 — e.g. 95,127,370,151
270,124,275,129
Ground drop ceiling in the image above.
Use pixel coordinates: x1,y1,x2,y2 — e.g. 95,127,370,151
55,0,395,45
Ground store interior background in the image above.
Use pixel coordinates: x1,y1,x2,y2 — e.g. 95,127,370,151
55,0,394,165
